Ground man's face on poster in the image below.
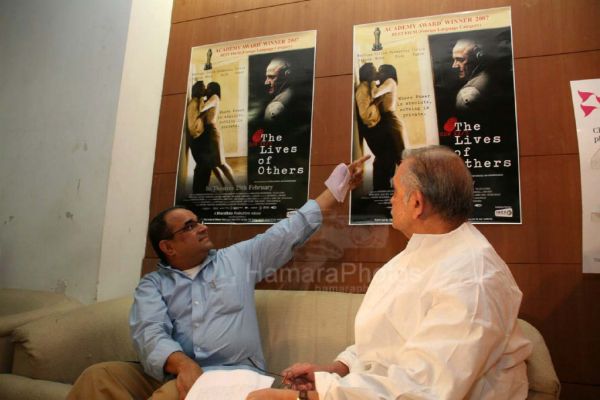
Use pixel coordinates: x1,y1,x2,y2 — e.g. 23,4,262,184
264,60,288,96
451,42,475,81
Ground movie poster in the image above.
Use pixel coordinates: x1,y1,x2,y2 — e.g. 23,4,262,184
175,31,316,223
350,7,521,224
570,79,600,273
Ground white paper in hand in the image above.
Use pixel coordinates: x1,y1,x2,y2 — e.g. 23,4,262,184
184,369,274,400
325,163,351,202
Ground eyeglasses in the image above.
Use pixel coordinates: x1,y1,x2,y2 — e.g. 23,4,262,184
168,219,203,237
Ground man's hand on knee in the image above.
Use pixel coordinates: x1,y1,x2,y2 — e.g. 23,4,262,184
175,361,202,400
164,351,203,400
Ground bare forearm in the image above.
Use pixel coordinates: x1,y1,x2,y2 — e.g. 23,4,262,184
200,95,217,112
314,189,337,212
372,79,392,98
322,361,349,376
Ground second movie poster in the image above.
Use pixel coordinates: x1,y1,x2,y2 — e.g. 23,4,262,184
175,31,316,223
351,7,521,224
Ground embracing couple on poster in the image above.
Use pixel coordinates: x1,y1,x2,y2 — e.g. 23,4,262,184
355,62,405,192
186,80,236,193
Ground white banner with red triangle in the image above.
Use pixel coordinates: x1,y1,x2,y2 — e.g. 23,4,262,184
570,79,600,273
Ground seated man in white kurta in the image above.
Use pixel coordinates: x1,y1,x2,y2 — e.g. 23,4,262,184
247,145,532,400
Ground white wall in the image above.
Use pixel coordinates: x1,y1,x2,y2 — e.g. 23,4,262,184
96,0,173,301
0,0,172,304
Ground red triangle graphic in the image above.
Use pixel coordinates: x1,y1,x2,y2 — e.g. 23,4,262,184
581,104,597,117
578,90,594,101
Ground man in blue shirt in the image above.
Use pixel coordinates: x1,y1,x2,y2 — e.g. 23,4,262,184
67,157,368,400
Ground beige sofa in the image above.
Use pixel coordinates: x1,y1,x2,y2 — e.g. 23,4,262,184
0,290,560,399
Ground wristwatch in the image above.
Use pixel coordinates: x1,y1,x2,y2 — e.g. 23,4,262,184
297,390,308,400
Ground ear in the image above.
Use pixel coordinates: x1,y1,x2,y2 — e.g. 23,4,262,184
159,239,176,259
410,190,425,219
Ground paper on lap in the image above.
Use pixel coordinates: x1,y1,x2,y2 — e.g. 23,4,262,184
184,369,274,400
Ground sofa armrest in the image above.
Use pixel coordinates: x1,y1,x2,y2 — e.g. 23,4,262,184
518,319,561,400
0,373,71,400
0,289,82,336
0,289,81,373
11,296,137,384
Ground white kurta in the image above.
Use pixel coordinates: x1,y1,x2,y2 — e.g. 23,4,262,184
315,223,532,400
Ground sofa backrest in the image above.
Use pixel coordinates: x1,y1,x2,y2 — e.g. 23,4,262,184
255,290,364,373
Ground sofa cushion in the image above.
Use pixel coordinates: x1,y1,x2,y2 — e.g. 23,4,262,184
255,290,364,374
517,319,561,398
0,289,81,373
11,296,137,384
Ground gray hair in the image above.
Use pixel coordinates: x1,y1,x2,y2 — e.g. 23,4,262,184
266,58,291,75
400,145,473,222
453,39,478,54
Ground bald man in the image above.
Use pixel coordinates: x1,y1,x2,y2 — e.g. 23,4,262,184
451,39,490,113
264,58,293,122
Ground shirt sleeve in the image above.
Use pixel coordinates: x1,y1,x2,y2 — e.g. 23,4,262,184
315,278,523,400
236,200,322,283
129,276,184,381
334,344,360,371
